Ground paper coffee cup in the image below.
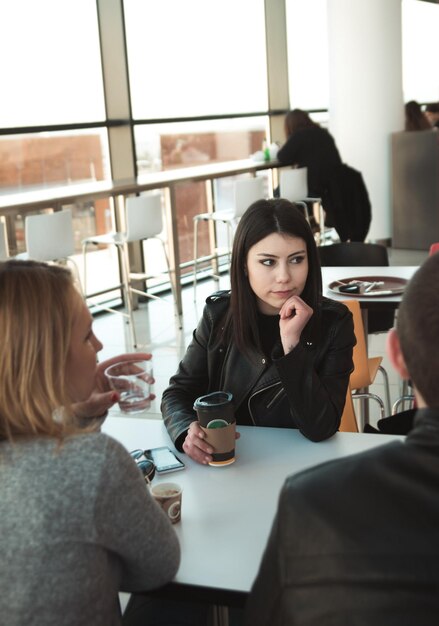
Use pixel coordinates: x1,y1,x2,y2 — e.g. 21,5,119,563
193,392,236,466
150,482,182,524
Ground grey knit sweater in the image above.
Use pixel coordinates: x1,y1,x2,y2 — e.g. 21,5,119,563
0,432,180,625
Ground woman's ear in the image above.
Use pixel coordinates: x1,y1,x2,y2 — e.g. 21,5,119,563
386,328,410,380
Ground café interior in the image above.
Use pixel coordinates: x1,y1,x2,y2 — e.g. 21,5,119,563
1,0,438,621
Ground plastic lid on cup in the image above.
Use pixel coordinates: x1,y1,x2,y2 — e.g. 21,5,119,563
193,391,233,410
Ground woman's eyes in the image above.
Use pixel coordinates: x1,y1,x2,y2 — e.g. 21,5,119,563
291,255,305,264
260,255,305,267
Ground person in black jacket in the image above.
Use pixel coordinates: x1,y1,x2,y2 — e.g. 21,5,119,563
245,252,439,626
277,108,342,199
162,199,355,464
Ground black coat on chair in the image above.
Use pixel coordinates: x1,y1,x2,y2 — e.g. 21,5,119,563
323,164,372,242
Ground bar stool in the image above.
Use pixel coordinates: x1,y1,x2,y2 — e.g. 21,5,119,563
193,176,265,299
279,168,326,241
82,192,181,348
15,209,81,289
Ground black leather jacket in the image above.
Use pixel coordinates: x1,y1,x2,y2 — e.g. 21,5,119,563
162,292,354,449
245,409,439,626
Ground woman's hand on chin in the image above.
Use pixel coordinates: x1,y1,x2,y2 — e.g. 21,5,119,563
279,296,313,354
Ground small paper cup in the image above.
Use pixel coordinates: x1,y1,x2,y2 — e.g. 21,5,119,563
150,482,182,524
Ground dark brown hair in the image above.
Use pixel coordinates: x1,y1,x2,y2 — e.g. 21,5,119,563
222,199,322,356
405,100,431,131
284,109,319,137
425,102,439,114
396,253,439,407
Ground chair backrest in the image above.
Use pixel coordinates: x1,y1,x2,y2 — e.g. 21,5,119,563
279,168,308,202
125,193,163,242
234,176,265,218
342,299,372,389
318,242,389,267
339,385,359,432
429,242,439,256
25,209,75,261
0,219,8,260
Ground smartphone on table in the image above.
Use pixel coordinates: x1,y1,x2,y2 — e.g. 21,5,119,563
144,446,185,474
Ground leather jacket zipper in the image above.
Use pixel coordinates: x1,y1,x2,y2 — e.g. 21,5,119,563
248,382,282,425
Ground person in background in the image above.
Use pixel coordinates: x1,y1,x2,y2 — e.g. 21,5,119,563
277,108,342,200
405,100,431,131
0,260,180,626
425,102,439,129
162,199,355,464
245,252,439,626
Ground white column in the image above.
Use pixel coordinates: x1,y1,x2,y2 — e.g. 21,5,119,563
327,0,404,242
265,0,289,144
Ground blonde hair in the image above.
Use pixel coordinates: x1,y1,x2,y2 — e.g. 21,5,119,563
0,260,82,441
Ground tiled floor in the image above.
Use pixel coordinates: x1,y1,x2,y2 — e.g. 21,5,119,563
95,247,428,430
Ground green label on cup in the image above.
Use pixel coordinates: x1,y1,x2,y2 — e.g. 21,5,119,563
206,419,229,429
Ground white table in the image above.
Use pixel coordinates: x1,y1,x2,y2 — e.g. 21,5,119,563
322,266,417,422
321,265,417,310
103,414,404,604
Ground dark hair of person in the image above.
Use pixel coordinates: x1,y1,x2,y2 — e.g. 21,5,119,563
425,102,439,114
405,100,431,131
221,198,322,357
284,109,319,137
396,252,439,407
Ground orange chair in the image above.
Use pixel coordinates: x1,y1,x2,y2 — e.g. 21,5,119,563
339,385,359,432
342,299,390,429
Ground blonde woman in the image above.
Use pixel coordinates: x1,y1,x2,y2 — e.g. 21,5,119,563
0,260,179,626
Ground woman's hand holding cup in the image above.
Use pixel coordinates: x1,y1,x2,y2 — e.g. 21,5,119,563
183,421,241,465
73,352,154,420
183,421,214,465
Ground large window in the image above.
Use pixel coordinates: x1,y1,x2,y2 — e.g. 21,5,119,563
0,130,110,193
0,0,105,127
134,117,268,174
124,0,268,119
0,0,109,280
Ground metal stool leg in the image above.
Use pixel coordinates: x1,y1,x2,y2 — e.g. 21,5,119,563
120,243,138,349
378,365,391,416
82,240,90,301
158,237,183,329
193,216,200,301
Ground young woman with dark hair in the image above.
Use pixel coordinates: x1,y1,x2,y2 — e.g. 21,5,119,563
162,199,355,464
